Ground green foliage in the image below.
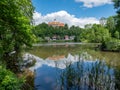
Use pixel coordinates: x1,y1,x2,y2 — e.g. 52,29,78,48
0,0,35,72
101,37,120,51
112,0,120,34
74,36,80,42
34,21,119,51
103,38,120,51
0,66,24,90
82,24,111,43
34,23,113,43
114,31,120,39
105,16,120,39
99,0,120,51
106,16,115,34
112,0,120,13
34,23,82,42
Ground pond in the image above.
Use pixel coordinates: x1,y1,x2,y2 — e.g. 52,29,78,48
27,43,120,90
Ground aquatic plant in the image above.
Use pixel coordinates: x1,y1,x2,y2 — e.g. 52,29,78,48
57,60,116,90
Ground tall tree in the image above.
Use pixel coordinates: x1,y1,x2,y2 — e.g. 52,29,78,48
106,16,115,35
113,0,120,13
0,0,35,72
113,0,120,34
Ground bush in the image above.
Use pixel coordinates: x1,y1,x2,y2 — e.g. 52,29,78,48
101,38,120,51
0,66,24,90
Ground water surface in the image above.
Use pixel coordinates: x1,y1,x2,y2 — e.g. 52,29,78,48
27,43,120,90
28,43,120,63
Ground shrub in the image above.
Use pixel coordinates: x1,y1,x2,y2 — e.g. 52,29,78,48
0,66,24,90
101,38,120,51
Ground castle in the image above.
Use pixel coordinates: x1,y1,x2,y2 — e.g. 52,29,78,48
48,19,64,27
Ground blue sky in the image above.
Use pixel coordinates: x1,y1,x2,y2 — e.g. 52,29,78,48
32,0,116,27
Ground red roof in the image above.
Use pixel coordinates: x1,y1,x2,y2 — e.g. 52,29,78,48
48,21,64,27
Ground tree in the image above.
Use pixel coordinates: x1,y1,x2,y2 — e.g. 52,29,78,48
99,17,107,26
112,0,120,34
85,24,111,43
106,16,115,35
114,31,120,39
113,0,120,13
64,24,69,30
0,0,35,72
85,24,92,29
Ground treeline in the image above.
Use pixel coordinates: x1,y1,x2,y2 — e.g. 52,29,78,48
34,23,83,41
34,15,120,51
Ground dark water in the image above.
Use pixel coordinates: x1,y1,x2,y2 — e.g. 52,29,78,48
27,43,120,90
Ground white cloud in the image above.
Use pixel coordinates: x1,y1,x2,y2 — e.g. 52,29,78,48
33,10,99,28
75,0,112,8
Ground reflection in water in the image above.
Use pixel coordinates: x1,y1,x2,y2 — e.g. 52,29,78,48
26,43,120,90
57,61,115,90
33,53,120,90
27,43,97,59
27,44,120,62
114,67,120,89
